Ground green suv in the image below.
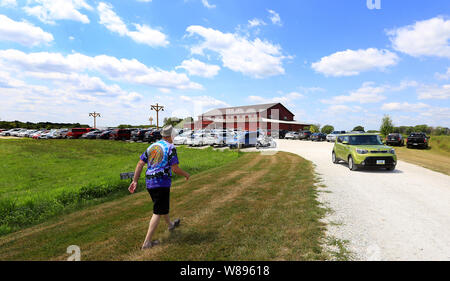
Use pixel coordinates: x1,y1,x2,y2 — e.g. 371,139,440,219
332,133,397,171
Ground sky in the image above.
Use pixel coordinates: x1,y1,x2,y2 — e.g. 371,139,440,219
0,0,449,130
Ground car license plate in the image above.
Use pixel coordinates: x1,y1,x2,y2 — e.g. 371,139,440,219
376,160,385,165
413,143,418,145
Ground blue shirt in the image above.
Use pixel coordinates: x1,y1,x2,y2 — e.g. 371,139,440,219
140,140,179,189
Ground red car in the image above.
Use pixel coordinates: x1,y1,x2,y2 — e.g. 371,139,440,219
109,129,133,140
67,128,95,139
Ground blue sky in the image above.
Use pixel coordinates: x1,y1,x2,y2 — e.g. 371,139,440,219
0,0,449,130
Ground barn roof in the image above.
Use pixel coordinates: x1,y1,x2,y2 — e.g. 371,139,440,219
202,103,281,116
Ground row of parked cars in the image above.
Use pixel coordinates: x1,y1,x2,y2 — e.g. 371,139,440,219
283,130,348,142
385,132,429,149
174,129,276,149
0,127,165,141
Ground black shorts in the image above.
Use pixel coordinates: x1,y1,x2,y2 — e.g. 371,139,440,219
147,188,170,215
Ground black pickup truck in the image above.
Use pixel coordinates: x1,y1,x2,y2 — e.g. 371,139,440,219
406,132,429,149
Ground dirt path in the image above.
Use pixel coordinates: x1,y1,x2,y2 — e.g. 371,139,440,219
277,139,450,261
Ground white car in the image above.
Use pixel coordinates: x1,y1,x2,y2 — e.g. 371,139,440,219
11,129,27,137
173,132,191,145
1,128,21,136
326,131,345,142
285,131,300,140
188,133,207,146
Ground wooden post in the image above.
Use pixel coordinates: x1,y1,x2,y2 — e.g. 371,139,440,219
151,103,164,128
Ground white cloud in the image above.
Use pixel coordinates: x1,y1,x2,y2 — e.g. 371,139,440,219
381,102,430,111
176,58,220,78
0,14,54,46
388,16,450,58
321,82,387,104
137,0,152,2
248,18,266,28
97,2,169,47
0,0,16,7
248,92,304,105
327,105,363,114
201,0,216,9
0,49,202,90
311,48,399,77
186,25,287,78
23,0,93,24
180,95,228,107
267,9,281,26
435,67,450,80
417,84,450,100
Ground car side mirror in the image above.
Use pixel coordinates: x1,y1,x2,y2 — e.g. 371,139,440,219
342,141,349,144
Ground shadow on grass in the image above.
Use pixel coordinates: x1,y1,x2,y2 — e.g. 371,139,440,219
168,229,218,246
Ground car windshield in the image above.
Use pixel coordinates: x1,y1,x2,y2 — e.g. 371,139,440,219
348,135,383,145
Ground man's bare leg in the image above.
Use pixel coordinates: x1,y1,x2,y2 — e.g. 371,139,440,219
142,214,161,248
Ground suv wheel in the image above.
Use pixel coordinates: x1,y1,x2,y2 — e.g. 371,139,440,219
332,151,338,164
348,156,358,171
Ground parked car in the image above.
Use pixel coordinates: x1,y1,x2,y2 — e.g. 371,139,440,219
256,134,276,149
1,128,21,136
23,130,39,138
310,133,327,141
326,131,345,142
31,130,45,139
385,133,404,146
96,130,112,140
214,131,235,147
227,131,258,149
332,134,396,171
109,129,133,140
406,132,429,149
81,130,102,139
131,129,152,142
187,133,207,146
143,129,162,143
11,129,28,137
174,131,193,145
298,130,312,140
54,129,69,139
284,131,300,140
67,128,95,139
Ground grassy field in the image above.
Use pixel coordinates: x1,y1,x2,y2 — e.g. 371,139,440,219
0,152,327,261
394,136,450,175
0,139,240,235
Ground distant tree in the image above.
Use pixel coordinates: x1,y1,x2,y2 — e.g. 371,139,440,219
321,125,334,134
367,130,379,133
352,126,365,132
380,115,394,137
309,124,320,133
163,117,182,127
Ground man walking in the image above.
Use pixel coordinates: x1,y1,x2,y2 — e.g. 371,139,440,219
128,125,190,250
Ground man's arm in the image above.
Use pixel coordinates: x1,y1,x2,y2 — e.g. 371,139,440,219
128,160,146,193
172,164,190,181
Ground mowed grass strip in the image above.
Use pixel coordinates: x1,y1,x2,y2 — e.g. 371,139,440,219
0,139,240,235
394,136,450,175
0,152,327,261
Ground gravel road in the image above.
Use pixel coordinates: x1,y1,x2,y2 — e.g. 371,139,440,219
276,139,450,261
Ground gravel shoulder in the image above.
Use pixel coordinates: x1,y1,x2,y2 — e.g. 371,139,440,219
276,139,450,261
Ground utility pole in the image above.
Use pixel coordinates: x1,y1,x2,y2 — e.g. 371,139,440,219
150,103,164,128
89,111,101,128
149,116,153,126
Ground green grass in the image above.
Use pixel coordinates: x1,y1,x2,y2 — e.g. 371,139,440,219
0,139,240,235
0,152,328,261
393,135,450,175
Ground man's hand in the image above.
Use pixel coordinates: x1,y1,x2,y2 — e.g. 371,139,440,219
185,173,190,181
128,181,138,194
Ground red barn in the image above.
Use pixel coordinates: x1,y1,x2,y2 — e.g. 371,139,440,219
185,103,311,131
